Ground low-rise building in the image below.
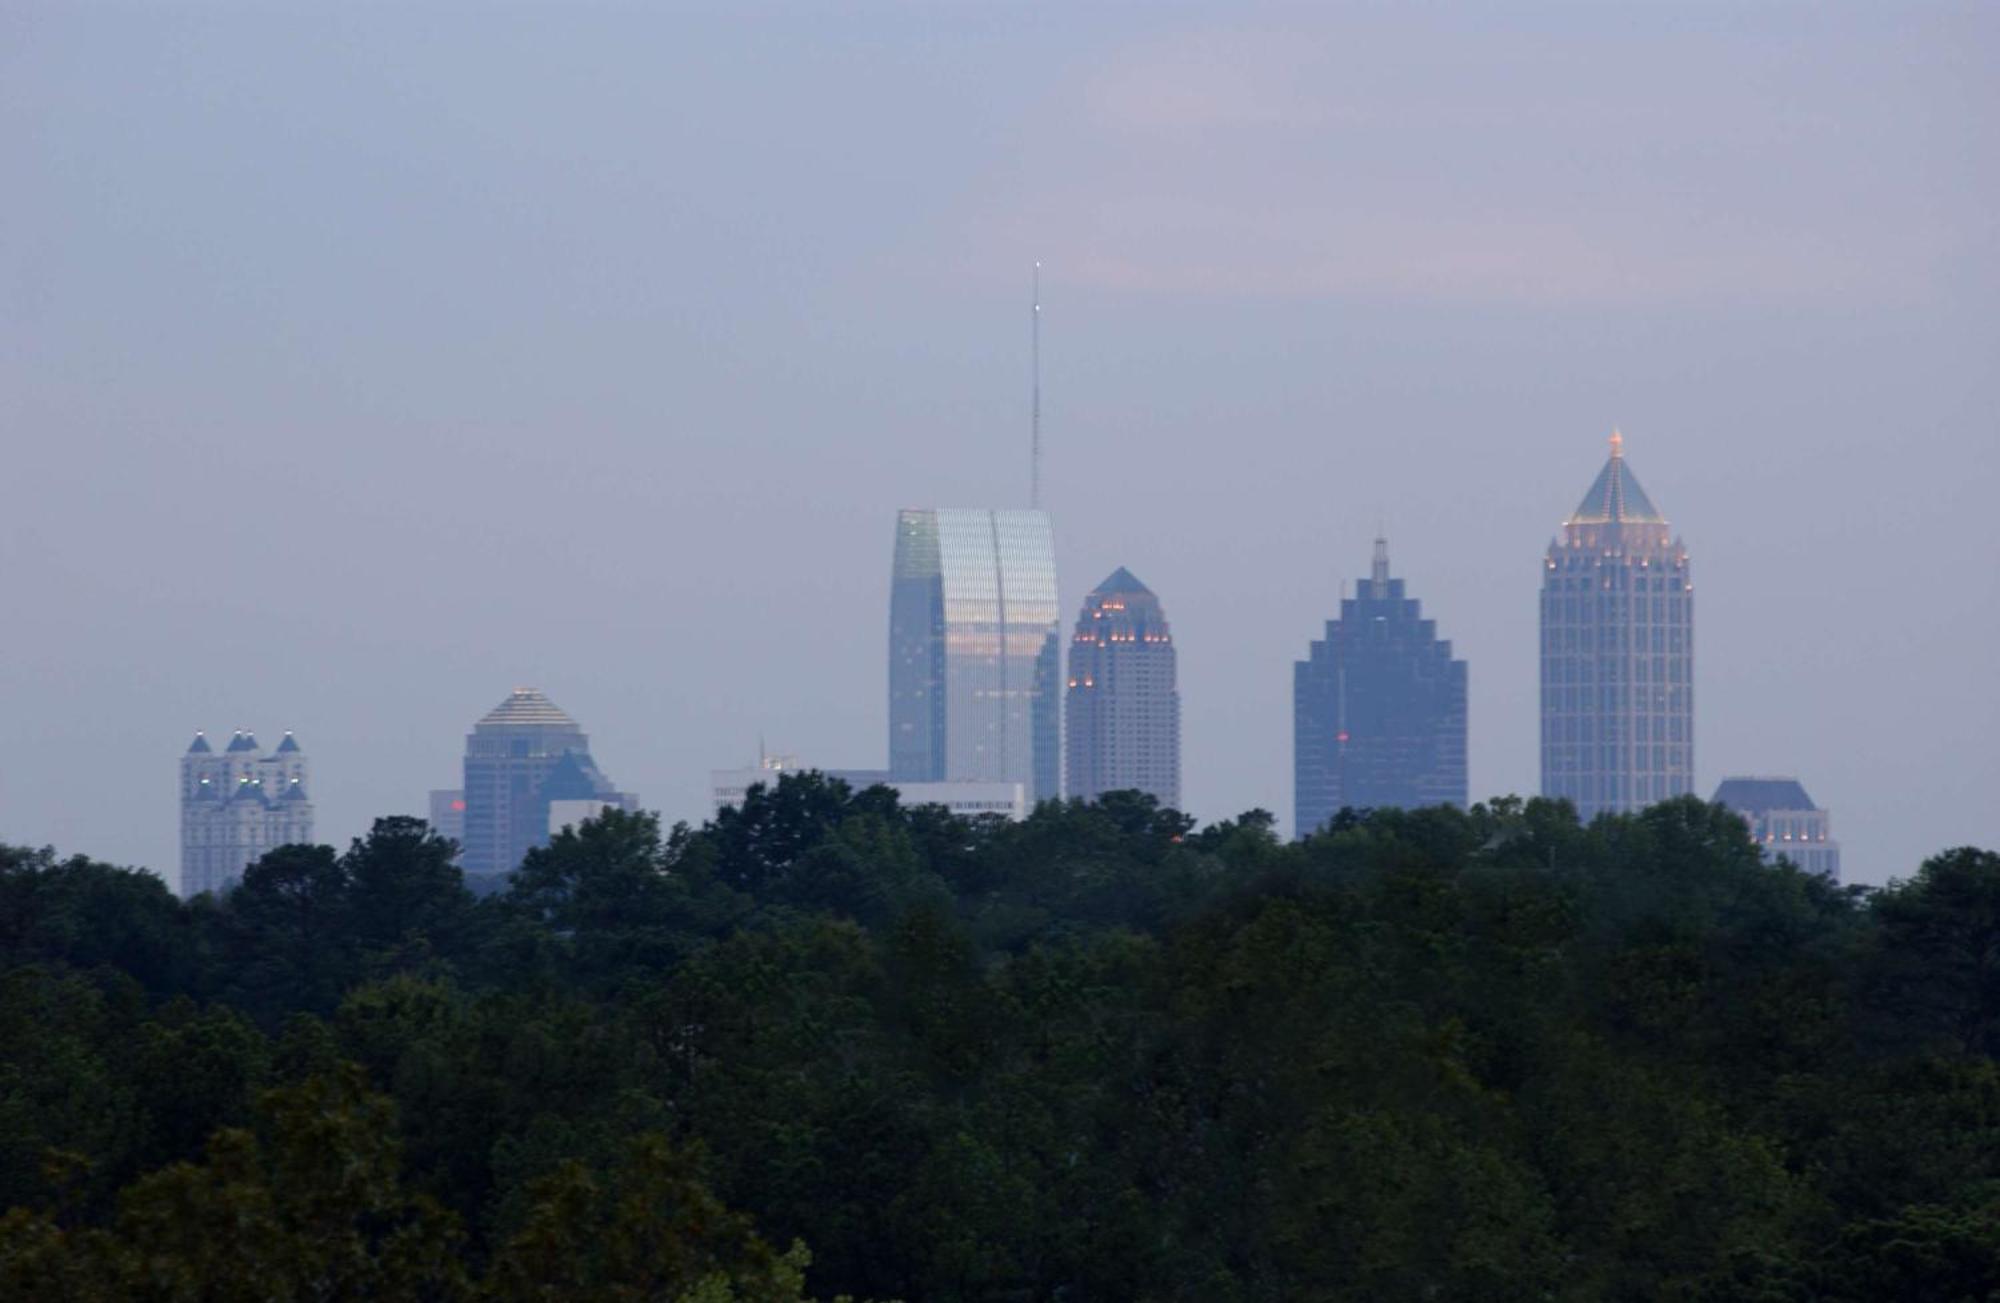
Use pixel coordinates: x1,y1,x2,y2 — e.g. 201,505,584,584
1713,776,1841,882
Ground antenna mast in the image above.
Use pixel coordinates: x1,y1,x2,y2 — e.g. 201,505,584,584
1031,262,1042,509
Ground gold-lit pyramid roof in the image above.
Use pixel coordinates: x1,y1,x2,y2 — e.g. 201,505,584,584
1568,430,1666,526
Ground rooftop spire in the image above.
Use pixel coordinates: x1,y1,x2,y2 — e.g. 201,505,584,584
1568,429,1665,526
1371,535,1390,596
1030,261,1042,509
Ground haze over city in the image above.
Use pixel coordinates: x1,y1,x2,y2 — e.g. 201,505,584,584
4,3,1995,885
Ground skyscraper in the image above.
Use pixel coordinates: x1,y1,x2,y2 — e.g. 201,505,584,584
1541,432,1693,820
888,508,1061,802
180,729,314,897
1294,538,1467,837
1713,776,1841,882
1065,567,1180,808
459,688,636,878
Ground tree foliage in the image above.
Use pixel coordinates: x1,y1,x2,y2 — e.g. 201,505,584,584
2,784,1997,1299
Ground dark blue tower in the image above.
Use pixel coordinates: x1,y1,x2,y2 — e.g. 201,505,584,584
1294,538,1468,837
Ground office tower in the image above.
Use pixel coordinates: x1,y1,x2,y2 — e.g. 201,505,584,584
888,508,1061,802
1294,538,1468,837
1065,567,1181,808
428,789,466,849
459,688,636,877
1540,431,1693,819
1713,777,1841,882
711,755,1029,821
179,729,314,897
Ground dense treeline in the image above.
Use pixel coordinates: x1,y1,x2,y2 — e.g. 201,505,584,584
3,781,1998,1300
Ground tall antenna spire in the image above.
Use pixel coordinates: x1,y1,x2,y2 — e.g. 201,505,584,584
1030,262,1042,509
1371,532,1390,597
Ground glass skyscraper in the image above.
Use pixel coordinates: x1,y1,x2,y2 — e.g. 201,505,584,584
889,508,1060,802
1540,432,1693,820
1065,567,1180,809
460,688,635,877
1294,538,1467,837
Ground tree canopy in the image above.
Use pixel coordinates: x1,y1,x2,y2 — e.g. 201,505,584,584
3,784,1997,1300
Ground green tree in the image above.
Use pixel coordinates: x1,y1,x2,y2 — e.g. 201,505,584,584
1870,848,2000,1056
484,1134,814,1302
0,1068,467,1301
342,816,476,964
219,843,354,1019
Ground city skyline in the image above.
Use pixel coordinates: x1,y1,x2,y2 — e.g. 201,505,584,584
8,6,1994,886
146,417,1971,886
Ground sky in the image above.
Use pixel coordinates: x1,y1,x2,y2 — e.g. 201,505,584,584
2,2,1994,888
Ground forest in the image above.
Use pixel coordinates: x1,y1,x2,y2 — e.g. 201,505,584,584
2,777,1998,1300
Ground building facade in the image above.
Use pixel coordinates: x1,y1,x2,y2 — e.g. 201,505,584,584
180,730,314,897
1540,432,1694,820
889,508,1061,802
1065,567,1181,808
1713,777,1841,882
1294,538,1467,837
428,788,466,850
460,688,636,877
711,757,1028,821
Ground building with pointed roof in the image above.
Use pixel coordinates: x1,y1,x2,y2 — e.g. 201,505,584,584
459,688,636,878
1541,432,1693,820
1065,567,1181,808
179,730,313,897
1295,538,1467,837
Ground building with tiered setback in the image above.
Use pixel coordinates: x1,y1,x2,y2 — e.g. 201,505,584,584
1713,777,1841,882
1294,538,1467,838
179,729,314,897
1540,432,1693,820
460,689,636,877
1065,568,1181,809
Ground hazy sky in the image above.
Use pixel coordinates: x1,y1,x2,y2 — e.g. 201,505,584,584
4,3,1994,887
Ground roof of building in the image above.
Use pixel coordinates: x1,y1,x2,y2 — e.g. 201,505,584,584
541,750,613,801
280,778,309,802
1569,431,1666,526
275,732,301,753
187,732,212,754
477,688,579,730
225,731,261,753
230,777,266,803
1092,566,1153,596
1713,777,1819,813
